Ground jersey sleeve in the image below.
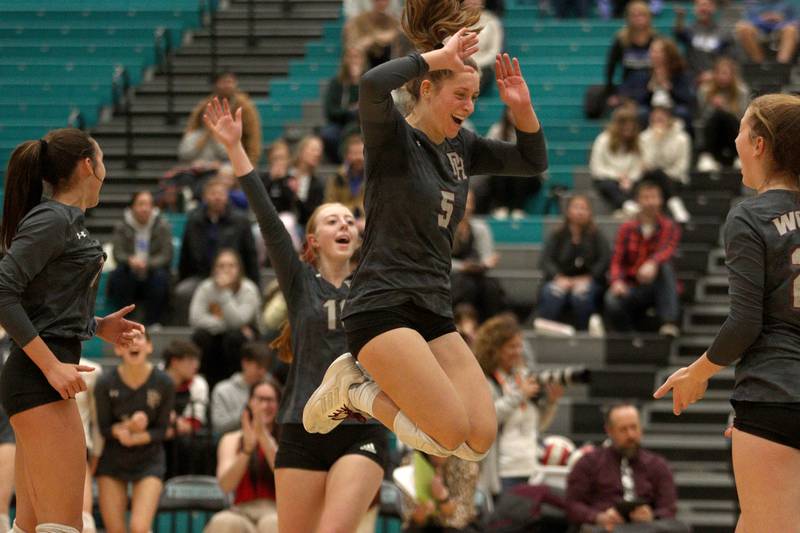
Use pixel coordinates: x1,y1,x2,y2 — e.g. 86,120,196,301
0,207,68,347
707,209,765,365
465,127,548,178
359,53,428,148
239,170,306,311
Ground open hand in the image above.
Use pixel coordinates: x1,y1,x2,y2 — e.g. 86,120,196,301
440,28,480,73
496,53,532,111
203,97,243,149
96,305,145,349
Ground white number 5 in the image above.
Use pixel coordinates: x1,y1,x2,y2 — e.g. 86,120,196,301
438,191,455,228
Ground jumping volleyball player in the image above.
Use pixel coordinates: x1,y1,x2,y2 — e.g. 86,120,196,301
655,94,800,532
203,99,388,533
303,0,548,460
0,129,144,533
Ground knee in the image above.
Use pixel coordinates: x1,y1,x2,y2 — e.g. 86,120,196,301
255,513,278,533
782,24,799,39
205,512,243,533
434,409,471,451
468,414,497,454
129,524,151,533
604,290,622,311
735,21,757,38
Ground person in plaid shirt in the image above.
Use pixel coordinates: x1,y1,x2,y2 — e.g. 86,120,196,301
604,181,681,336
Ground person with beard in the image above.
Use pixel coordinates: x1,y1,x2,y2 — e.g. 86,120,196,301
565,403,688,533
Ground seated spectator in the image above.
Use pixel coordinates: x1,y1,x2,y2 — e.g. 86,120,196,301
343,0,403,69
205,378,281,533
325,134,367,220
260,140,302,253
76,357,103,533
320,47,364,164
639,101,692,223
190,249,261,390
642,38,694,128
605,1,658,110
566,403,689,533
94,331,175,533
175,178,260,320
673,0,732,84
451,191,506,322
537,195,610,330
552,0,590,19
474,314,563,498
736,0,799,64
403,453,481,533
696,57,750,171
464,0,504,94
344,0,402,20
288,135,326,227
162,339,211,477
486,107,543,219
590,104,643,214
180,71,262,166
604,181,681,336
217,163,249,211
212,342,272,435
108,190,173,326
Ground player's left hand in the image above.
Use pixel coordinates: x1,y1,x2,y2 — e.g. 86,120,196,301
653,365,709,415
496,53,532,112
97,305,145,348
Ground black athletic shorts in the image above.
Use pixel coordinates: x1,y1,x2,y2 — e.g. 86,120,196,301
732,400,800,451
0,404,14,444
0,337,81,417
343,301,457,359
274,423,389,472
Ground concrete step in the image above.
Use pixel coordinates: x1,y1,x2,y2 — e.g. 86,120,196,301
682,304,729,334
695,275,730,304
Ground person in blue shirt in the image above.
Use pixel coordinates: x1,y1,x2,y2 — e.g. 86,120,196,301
735,0,799,64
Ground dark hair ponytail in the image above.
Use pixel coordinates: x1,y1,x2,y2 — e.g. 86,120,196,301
1,128,96,250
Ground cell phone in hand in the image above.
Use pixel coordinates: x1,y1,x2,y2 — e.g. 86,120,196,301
615,499,647,520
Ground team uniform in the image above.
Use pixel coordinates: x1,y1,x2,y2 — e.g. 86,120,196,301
708,190,800,449
238,171,389,471
342,53,548,356
94,367,175,481
0,200,105,417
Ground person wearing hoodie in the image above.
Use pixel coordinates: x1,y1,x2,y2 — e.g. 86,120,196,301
108,190,173,326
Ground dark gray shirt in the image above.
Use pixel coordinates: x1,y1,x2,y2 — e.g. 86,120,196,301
343,53,548,320
0,200,105,347
240,171,373,425
708,190,800,402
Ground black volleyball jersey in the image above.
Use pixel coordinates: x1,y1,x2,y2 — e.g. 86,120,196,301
343,53,548,320
0,200,105,347
708,189,800,401
240,171,373,425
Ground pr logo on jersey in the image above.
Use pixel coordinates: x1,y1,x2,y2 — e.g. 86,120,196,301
147,389,162,409
359,442,377,455
446,152,467,181
76,230,88,239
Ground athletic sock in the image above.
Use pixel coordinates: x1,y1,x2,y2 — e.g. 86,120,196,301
0,514,9,533
348,380,381,417
392,411,453,457
81,512,96,533
10,520,25,533
452,442,489,461
35,524,80,533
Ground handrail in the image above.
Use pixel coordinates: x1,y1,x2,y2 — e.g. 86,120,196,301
247,0,256,47
154,27,176,126
112,65,136,170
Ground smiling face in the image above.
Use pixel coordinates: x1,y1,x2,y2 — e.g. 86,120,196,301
298,137,323,170
249,382,279,427
694,0,715,22
307,203,359,264
423,69,480,140
497,333,524,373
627,2,651,31
131,191,154,225
114,331,153,366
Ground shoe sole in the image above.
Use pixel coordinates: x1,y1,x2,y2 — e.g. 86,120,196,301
303,353,359,434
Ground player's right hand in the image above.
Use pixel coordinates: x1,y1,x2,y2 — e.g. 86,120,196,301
45,362,94,400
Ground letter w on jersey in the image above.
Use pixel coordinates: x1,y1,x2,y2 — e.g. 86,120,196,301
447,152,467,181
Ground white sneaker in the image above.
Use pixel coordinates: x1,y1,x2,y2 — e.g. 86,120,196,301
659,323,680,337
696,152,721,173
303,353,367,434
667,196,691,223
511,209,526,220
588,314,606,337
492,207,509,220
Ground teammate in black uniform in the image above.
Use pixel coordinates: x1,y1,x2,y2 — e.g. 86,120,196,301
655,94,800,531
203,99,388,533
303,0,547,461
0,129,144,533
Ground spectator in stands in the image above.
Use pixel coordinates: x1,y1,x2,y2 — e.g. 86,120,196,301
735,0,799,65
403,453,481,532
696,57,750,171
163,339,210,478
590,104,644,215
673,0,732,84
212,342,272,435
566,403,689,533
642,38,694,128
205,377,281,533
175,177,260,318
108,190,173,326
486,107,543,219
261,140,303,253
343,0,404,69
288,135,326,227
344,0,402,19
190,248,261,390
451,190,505,322
537,194,610,330
320,47,365,164
605,1,658,110
551,0,590,18
182,71,262,165
464,0,504,94
325,134,367,220
475,314,563,497
605,181,681,336
639,99,692,223
94,331,175,533
76,358,103,533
